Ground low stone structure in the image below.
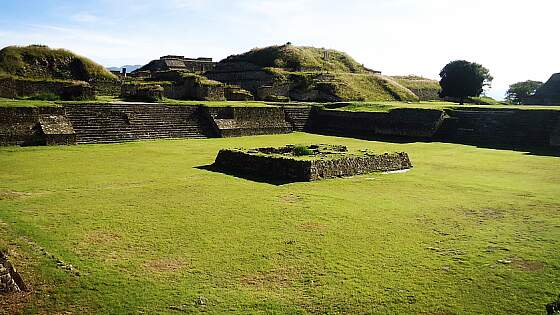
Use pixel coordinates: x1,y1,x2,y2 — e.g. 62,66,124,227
121,84,165,102
224,86,254,101
134,55,216,74
213,145,413,182
0,252,26,293
206,106,291,137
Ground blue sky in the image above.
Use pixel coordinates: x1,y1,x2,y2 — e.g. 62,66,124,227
1,0,559,99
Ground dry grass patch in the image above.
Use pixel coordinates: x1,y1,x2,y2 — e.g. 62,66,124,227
240,268,299,290
279,193,304,204
0,191,32,200
85,231,121,244
298,221,327,232
143,258,187,273
512,257,546,272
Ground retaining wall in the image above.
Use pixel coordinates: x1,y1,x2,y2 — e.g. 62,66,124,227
0,107,76,146
0,77,95,100
438,108,560,147
206,107,292,137
312,108,445,138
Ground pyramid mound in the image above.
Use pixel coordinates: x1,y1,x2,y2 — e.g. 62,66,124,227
208,44,418,102
533,73,560,105
0,45,116,81
221,44,374,73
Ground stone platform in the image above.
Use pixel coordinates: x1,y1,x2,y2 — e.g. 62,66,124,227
213,144,412,182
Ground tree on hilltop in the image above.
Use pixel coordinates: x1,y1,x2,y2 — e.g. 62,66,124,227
439,60,493,105
505,80,543,105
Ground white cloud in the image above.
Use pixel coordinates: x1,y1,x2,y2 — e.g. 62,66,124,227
70,12,98,23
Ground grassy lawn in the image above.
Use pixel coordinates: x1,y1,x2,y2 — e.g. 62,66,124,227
0,134,559,314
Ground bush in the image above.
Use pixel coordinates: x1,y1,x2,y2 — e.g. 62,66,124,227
293,145,314,156
27,92,60,101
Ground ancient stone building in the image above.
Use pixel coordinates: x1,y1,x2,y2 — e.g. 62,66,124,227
533,73,560,105
134,55,216,74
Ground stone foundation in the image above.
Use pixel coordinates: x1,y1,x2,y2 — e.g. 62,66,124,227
213,145,413,182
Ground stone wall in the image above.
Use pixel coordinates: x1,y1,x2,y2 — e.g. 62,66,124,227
312,108,445,138
0,107,76,146
205,62,276,94
213,149,412,182
0,253,26,293
0,77,95,100
91,80,121,96
437,108,560,147
206,106,292,137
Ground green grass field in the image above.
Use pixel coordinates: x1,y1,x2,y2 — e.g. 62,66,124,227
1,133,559,314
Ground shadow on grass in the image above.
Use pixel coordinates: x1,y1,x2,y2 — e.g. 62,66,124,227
311,130,560,157
194,164,300,186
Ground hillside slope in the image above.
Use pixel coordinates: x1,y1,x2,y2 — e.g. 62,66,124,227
0,45,117,81
392,75,441,101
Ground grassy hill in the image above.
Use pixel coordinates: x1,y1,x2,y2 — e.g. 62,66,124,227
0,45,117,81
391,75,441,101
222,44,373,73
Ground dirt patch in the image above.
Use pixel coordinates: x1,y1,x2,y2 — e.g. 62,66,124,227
512,257,545,272
0,191,32,200
85,231,121,244
279,193,304,204
240,268,298,289
298,222,327,232
463,208,505,222
143,258,187,272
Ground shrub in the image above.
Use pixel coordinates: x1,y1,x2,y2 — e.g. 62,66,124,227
293,145,314,156
27,92,60,101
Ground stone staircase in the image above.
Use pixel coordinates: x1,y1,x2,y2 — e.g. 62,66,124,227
64,103,214,144
283,106,314,131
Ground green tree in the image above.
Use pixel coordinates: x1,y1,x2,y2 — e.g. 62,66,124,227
439,60,493,105
505,80,543,105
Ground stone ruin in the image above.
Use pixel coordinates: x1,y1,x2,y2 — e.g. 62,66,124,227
212,144,413,182
533,73,560,105
0,252,27,294
133,55,216,74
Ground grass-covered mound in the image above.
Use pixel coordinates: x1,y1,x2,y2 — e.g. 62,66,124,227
0,45,117,81
392,76,441,101
212,44,418,102
222,44,372,73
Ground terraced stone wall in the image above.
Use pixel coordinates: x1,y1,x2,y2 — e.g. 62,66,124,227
312,108,445,138
0,107,75,146
438,108,560,147
0,77,95,100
